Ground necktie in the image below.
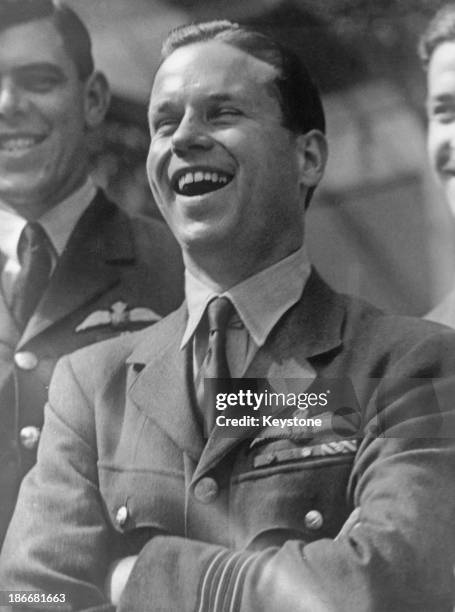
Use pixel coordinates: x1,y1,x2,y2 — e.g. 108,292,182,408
11,222,53,330
197,296,234,436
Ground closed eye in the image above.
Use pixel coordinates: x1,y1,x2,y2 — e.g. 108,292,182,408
209,107,242,121
152,118,179,135
14,65,66,93
429,102,455,123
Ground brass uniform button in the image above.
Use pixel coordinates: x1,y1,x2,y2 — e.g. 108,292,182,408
194,477,219,504
19,426,41,450
14,351,38,370
304,510,324,531
115,505,129,528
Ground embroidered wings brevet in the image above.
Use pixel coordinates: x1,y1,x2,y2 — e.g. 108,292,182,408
75,301,161,332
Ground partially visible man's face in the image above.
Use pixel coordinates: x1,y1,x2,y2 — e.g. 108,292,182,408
427,41,455,215
0,18,92,215
147,40,312,258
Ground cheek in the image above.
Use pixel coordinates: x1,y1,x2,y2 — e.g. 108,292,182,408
43,90,78,120
45,102,85,152
427,126,447,168
146,155,161,199
146,142,167,188
145,151,155,187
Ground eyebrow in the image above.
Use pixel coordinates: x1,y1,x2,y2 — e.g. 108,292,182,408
205,93,237,103
6,63,66,79
428,93,455,102
150,92,239,115
149,100,175,116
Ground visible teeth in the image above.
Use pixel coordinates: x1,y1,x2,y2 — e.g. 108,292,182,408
175,169,232,193
1,137,38,151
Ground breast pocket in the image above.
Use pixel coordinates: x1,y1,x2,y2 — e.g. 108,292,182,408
99,464,186,555
229,438,358,550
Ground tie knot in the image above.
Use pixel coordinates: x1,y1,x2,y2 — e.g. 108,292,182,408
17,222,51,265
207,296,234,334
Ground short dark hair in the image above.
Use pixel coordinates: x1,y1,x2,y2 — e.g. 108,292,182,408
0,0,94,80
419,4,455,69
161,20,326,136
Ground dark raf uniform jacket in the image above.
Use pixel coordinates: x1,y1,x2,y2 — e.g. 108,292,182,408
2,272,455,611
0,190,184,547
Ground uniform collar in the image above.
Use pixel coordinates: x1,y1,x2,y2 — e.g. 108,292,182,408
38,178,96,255
0,177,96,262
181,245,311,349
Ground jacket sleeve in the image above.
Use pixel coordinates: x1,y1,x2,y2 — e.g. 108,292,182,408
2,333,455,612
0,355,115,612
117,333,455,612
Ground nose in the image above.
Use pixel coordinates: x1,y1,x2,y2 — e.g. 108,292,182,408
171,111,212,156
0,78,26,120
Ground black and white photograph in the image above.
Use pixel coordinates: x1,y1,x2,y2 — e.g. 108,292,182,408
0,0,455,610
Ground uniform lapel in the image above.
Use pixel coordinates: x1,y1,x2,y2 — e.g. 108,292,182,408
126,272,346,480
193,271,346,481
127,304,205,462
0,257,20,435
0,286,20,419
0,284,20,350
0,249,20,347
19,192,133,346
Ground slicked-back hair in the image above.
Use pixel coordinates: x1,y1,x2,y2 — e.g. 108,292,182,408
0,0,93,80
419,4,455,69
160,20,326,136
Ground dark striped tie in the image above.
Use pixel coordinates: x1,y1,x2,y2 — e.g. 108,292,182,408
11,222,52,330
197,297,234,436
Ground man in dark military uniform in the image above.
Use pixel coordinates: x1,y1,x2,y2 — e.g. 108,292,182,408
1,20,455,611
0,0,183,546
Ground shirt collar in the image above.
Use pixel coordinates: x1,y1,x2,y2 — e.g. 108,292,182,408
37,178,96,255
181,245,311,349
0,209,26,264
0,178,96,263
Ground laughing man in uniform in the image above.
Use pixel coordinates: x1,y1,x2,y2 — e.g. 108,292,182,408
1,20,455,612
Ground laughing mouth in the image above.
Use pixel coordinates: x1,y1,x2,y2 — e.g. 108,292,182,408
0,134,46,152
173,168,234,196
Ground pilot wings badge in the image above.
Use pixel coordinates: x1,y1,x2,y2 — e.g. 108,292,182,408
75,301,161,332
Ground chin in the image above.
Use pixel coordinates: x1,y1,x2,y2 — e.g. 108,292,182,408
178,226,230,252
0,180,36,203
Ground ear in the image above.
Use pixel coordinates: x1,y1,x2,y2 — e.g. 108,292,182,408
295,129,328,189
83,71,111,130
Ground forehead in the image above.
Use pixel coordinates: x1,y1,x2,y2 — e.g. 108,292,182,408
151,40,279,106
0,17,73,72
428,42,455,95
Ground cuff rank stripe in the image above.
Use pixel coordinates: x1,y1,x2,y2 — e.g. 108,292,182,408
228,554,257,612
197,549,258,611
198,550,231,612
213,552,244,611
